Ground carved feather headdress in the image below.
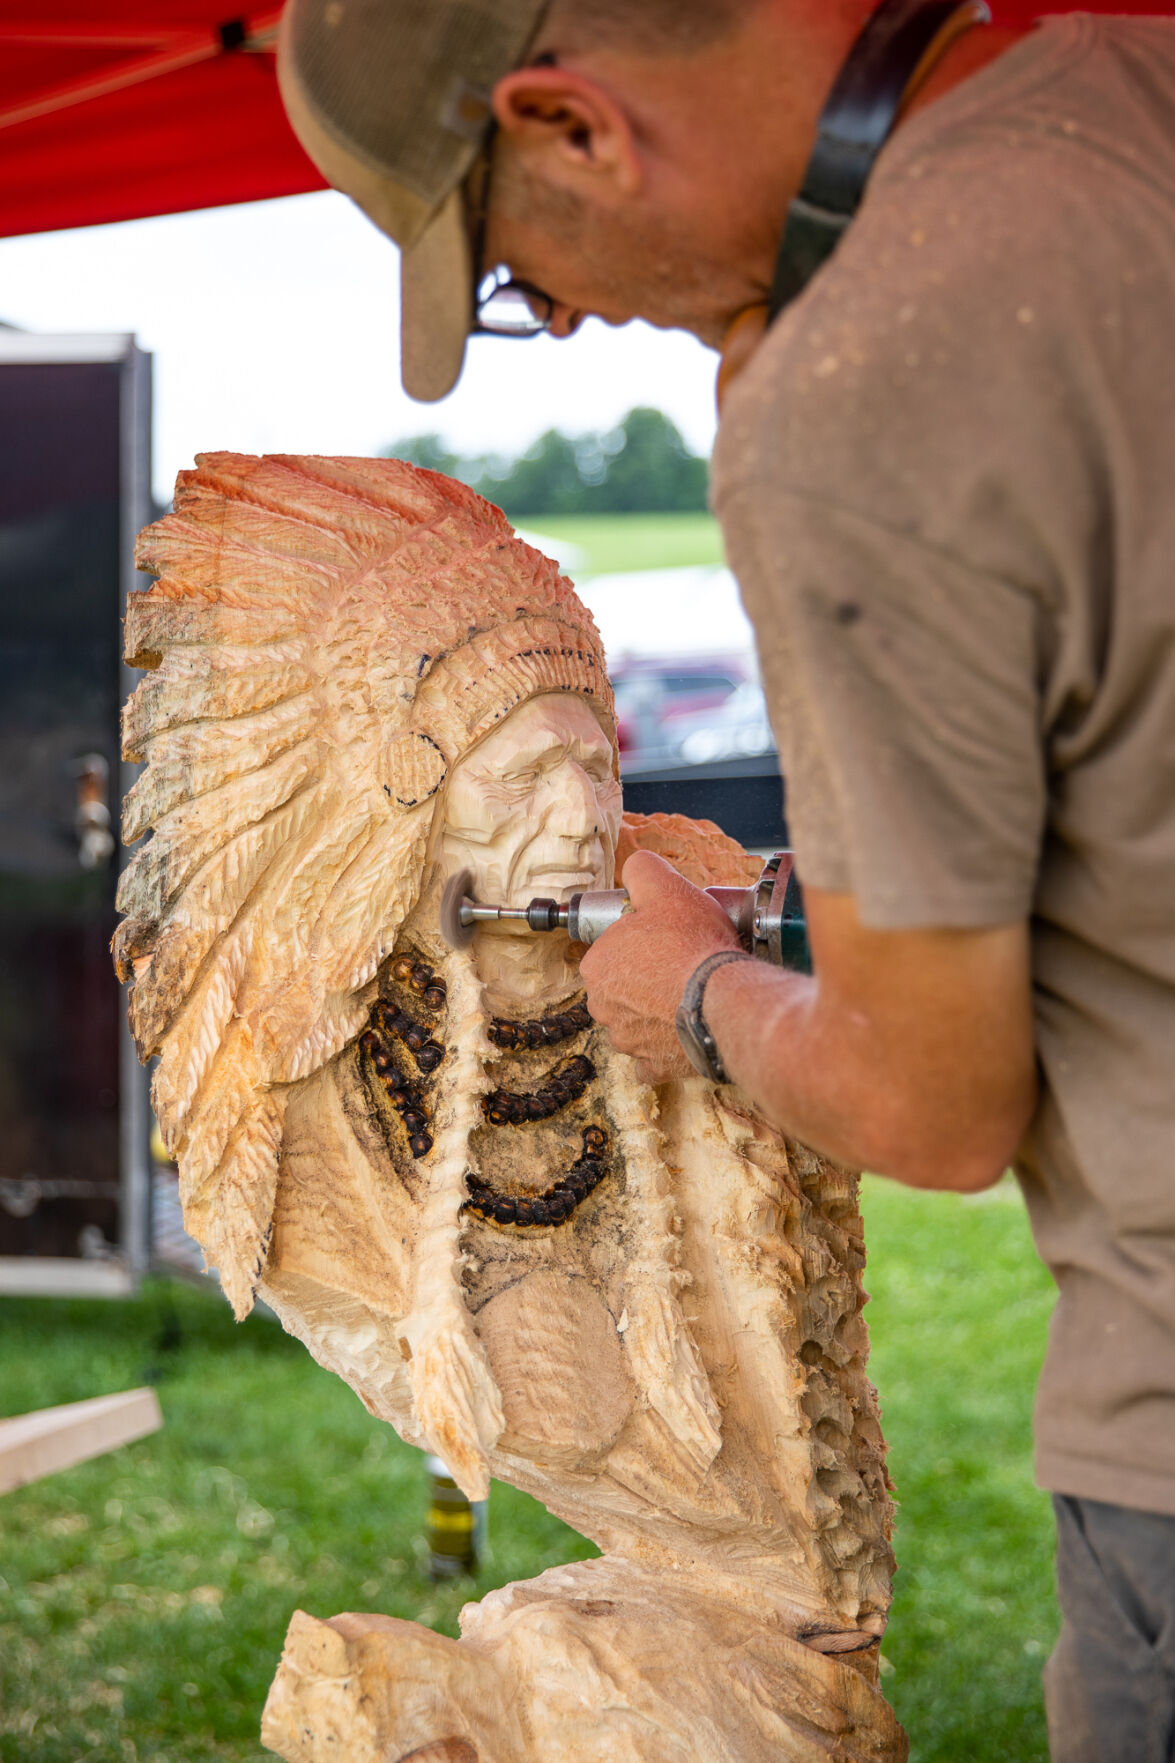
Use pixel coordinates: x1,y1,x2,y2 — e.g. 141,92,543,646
115,452,612,1318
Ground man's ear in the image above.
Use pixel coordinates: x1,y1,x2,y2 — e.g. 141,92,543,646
492,66,641,195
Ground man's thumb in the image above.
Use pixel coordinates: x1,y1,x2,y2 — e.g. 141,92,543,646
621,848,688,906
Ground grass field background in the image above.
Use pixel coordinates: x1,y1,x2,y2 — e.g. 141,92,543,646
0,1178,1056,1763
861,1177,1057,1760
520,511,726,576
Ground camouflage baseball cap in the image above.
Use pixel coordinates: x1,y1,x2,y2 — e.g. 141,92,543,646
278,0,551,402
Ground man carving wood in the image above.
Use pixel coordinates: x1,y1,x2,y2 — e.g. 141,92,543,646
116,452,905,1762
275,4,1175,1758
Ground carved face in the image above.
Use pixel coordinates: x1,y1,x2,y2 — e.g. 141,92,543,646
439,694,622,909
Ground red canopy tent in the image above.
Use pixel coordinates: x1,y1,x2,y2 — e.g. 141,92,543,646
2,3,1174,240
0,5,324,238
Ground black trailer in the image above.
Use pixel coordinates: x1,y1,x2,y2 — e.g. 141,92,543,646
0,328,154,1296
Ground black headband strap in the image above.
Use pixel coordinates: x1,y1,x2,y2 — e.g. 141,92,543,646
769,0,990,321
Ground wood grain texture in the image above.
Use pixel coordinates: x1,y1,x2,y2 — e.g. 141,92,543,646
0,1390,162,1494
118,456,905,1763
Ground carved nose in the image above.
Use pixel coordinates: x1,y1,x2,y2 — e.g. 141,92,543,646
548,762,601,841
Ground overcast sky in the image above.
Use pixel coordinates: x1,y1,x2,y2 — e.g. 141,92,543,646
0,189,721,509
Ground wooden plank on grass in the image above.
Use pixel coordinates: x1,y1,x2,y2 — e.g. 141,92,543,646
0,1389,163,1494
0,1256,134,1297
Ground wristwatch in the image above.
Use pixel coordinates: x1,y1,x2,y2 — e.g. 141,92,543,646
675,950,753,1084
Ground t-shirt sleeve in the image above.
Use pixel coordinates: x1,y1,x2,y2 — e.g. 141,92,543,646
708,134,1115,932
727,487,1046,929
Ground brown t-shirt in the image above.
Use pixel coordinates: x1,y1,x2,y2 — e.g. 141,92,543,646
713,16,1175,1516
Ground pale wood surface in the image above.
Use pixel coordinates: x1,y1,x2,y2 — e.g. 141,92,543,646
0,1389,163,1495
116,456,906,1763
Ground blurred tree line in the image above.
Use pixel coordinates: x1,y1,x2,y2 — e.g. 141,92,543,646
384,407,708,518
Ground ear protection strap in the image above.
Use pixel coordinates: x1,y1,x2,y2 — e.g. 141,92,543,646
769,0,990,321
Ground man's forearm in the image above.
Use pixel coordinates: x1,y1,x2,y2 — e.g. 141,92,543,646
580,854,1037,1193
701,929,1035,1193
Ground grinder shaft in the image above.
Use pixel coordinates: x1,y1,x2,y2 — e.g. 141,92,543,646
441,853,812,974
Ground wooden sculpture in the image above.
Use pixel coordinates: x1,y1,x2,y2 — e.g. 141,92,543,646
115,455,906,1763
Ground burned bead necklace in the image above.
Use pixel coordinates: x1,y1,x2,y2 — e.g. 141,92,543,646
362,953,449,1158
488,998,592,1051
462,1125,610,1229
482,1053,595,1127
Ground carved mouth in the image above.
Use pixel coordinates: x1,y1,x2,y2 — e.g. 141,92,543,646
523,868,598,895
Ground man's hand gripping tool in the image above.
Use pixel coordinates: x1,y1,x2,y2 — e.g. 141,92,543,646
440,852,813,974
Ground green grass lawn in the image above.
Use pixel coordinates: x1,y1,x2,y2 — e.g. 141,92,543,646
0,1287,596,1763
0,1178,1056,1763
862,1176,1058,1761
518,511,725,576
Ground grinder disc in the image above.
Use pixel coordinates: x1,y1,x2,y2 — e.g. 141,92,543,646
440,869,475,950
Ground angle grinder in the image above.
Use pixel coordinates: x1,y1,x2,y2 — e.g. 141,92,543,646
440,851,812,974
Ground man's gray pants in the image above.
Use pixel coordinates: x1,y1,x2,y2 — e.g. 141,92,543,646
1045,1495,1175,1762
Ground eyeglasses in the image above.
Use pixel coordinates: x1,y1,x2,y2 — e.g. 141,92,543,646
466,122,556,340
473,267,554,338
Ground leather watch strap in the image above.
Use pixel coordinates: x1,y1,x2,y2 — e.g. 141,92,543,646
675,949,753,1085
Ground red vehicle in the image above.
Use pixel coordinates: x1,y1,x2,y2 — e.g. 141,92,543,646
611,654,753,766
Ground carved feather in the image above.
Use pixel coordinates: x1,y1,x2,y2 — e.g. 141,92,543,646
118,452,613,1320
121,698,320,840
124,593,300,667
122,647,312,756
118,744,321,922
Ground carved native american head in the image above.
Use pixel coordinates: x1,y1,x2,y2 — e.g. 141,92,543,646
115,453,615,1323
116,456,906,1763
